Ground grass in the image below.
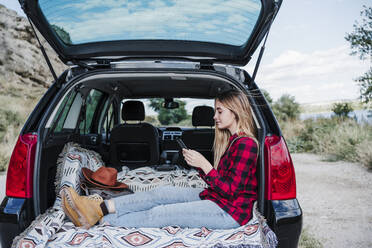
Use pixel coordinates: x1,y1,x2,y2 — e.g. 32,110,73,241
299,228,323,248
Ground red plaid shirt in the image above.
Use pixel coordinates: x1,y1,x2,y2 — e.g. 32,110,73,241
198,134,258,226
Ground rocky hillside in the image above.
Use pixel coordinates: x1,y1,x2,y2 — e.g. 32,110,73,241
0,4,66,90
0,4,66,171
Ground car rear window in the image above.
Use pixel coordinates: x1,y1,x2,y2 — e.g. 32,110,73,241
122,98,214,128
38,0,261,46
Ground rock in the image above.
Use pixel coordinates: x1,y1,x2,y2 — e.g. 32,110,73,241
0,4,67,94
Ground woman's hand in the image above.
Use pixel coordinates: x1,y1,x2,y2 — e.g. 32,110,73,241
182,149,213,174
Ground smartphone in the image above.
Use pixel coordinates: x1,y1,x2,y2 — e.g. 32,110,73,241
176,138,188,149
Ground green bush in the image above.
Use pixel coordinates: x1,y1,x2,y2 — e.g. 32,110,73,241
316,119,368,162
149,98,188,125
273,94,300,121
51,24,72,44
331,102,354,118
261,89,273,105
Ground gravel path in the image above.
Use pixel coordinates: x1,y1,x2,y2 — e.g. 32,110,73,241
292,153,372,248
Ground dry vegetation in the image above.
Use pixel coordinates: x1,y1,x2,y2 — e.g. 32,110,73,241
280,117,372,169
0,5,66,171
299,228,323,248
0,75,45,171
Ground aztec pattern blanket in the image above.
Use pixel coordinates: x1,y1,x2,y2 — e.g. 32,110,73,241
12,143,278,248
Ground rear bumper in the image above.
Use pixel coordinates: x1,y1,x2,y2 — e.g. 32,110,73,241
0,222,20,247
268,199,303,248
0,197,34,247
0,197,26,224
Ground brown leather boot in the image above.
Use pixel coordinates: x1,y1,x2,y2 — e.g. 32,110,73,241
61,186,104,229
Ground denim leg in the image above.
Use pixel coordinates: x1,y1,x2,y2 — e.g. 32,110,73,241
104,186,203,219
104,199,240,229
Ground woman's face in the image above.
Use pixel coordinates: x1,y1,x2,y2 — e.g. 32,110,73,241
214,99,237,133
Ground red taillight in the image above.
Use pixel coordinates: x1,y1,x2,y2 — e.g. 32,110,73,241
264,135,296,200
6,134,37,198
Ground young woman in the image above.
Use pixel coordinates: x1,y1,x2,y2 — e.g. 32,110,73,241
61,90,259,229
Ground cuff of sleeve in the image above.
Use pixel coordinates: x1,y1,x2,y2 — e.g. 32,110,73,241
196,167,205,175
205,168,218,181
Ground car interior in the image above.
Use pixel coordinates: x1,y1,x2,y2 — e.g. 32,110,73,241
37,71,261,213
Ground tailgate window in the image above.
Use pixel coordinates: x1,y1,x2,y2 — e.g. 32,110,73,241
38,0,261,46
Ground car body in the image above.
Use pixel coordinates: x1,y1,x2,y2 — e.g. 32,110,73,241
0,0,302,247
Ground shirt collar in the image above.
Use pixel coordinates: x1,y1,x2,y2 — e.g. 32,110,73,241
229,133,238,142
229,131,246,142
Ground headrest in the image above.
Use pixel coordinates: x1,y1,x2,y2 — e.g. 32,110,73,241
192,106,214,127
122,101,145,121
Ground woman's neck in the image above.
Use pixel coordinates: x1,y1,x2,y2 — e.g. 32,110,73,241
228,125,238,136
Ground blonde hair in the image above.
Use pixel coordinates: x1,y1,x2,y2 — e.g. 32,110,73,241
213,90,258,168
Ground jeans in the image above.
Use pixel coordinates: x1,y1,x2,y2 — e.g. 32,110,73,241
103,186,240,229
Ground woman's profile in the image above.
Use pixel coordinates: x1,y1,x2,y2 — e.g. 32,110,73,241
61,89,259,229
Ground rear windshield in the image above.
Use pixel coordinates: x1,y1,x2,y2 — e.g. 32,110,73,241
38,0,261,46
122,98,215,128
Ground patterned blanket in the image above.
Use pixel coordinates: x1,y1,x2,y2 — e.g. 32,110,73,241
12,143,277,248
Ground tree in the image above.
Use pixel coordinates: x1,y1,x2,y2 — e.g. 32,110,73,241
149,98,188,125
331,102,354,118
272,94,300,121
261,89,273,105
51,24,72,44
345,5,372,105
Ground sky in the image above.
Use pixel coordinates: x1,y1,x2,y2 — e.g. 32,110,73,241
244,0,371,104
0,0,371,106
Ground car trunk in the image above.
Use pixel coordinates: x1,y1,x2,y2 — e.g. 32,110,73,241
33,67,267,216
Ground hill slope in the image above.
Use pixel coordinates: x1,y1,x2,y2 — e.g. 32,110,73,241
0,4,66,170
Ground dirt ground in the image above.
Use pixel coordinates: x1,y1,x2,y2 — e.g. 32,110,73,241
292,153,372,248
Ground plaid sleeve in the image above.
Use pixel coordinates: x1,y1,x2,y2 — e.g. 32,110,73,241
196,167,206,180
203,137,258,198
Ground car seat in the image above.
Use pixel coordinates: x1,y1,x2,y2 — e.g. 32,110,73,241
109,100,159,170
182,106,215,164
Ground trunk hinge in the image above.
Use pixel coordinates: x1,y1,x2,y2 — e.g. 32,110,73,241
250,4,279,84
27,17,58,82
73,60,95,70
198,61,214,70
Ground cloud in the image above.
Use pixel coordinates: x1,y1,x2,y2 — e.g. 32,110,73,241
41,0,261,45
244,45,370,103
